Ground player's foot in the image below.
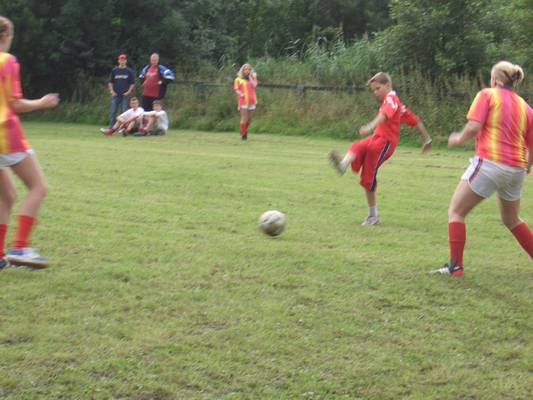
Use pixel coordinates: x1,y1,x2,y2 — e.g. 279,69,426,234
328,150,346,175
6,247,49,269
361,216,380,226
0,257,10,270
430,263,464,277
101,128,114,136
242,134,247,142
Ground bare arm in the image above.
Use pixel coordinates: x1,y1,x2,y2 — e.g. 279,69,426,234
108,83,116,96
359,112,386,136
124,84,134,97
448,120,482,147
415,121,433,153
10,94,59,114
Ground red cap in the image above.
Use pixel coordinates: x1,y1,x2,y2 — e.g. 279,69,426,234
118,54,127,60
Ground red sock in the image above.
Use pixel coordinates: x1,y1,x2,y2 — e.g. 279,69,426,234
244,121,250,133
12,215,36,249
0,224,7,257
510,222,533,258
449,222,466,266
240,122,246,136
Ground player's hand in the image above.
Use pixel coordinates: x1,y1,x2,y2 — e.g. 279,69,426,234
358,125,371,136
41,93,60,109
421,139,432,153
448,132,463,147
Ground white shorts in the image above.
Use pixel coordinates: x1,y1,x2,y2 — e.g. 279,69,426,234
238,104,256,111
0,149,34,169
461,156,526,201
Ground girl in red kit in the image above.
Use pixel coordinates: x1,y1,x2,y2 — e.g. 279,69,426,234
329,72,407,226
432,61,533,277
0,16,59,269
234,64,258,142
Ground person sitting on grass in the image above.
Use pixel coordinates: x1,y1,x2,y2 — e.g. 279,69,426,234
101,97,144,136
137,100,168,136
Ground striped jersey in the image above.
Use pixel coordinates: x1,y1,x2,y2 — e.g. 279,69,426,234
467,87,533,168
0,52,29,154
234,76,257,108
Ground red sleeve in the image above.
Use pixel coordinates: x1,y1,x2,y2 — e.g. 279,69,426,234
526,108,533,149
379,94,399,119
466,90,490,124
2,55,23,101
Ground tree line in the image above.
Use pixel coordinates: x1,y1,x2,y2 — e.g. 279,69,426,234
1,0,532,97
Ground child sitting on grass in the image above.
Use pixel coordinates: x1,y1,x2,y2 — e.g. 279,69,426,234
101,97,144,136
137,100,168,136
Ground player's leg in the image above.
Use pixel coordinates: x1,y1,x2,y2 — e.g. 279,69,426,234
0,169,16,268
329,137,370,175
239,108,248,140
6,155,49,268
361,189,379,226
498,196,533,258
432,180,484,276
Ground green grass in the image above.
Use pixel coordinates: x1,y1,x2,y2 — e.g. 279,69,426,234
1,122,532,399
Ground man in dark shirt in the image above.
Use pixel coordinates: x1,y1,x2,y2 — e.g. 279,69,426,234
102,54,135,130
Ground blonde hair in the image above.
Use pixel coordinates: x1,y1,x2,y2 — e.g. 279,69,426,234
0,16,13,39
367,72,392,86
491,61,524,87
237,63,253,79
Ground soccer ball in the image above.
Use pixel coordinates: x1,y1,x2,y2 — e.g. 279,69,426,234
258,210,286,236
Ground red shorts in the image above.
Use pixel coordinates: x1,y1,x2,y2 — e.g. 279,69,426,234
349,135,396,192
400,108,419,127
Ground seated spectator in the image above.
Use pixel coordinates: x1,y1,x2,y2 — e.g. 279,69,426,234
101,97,144,136
138,100,168,136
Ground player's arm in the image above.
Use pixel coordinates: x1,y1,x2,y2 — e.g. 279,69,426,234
448,120,482,147
108,82,116,96
124,83,134,97
10,94,59,114
415,121,433,153
359,112,386,136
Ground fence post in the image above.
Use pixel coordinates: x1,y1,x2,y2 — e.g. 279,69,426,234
297,84,306,102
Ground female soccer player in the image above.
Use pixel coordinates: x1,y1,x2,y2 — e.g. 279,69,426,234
233,63,258,142
432,61,533,277
0,16,59,269
329,72,407,226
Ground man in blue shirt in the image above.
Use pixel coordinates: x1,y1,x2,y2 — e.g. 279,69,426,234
102,54,135,131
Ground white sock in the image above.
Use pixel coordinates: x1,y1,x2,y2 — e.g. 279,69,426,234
369,206,377,217
340,153,354,172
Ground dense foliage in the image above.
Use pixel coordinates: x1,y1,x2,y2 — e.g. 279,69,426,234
1,0,532,96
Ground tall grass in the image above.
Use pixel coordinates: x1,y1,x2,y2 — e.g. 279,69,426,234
27,41,533,146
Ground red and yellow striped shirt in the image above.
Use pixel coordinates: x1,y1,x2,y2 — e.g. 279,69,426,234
0,52,29,154
234,76,257,108
467,87,533,169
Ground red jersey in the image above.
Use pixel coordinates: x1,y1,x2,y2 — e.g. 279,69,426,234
142,65,160,97
399,104,419,127
467,87,533,169
234,76,257,108
0,52,30,153
374,90,401,144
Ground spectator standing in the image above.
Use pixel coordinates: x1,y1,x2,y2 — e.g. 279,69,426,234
139,53,175,111
102,54,135,131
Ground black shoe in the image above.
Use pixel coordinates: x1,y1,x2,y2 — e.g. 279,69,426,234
0,257,10,270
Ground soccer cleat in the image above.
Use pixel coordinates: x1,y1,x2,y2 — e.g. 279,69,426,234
101,128,114,136
430,263,464,277
0,257,10,270
242,134,248,142
6,247,49,269
328,150,346,175
361,216,380,226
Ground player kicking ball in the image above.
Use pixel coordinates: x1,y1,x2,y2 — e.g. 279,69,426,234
329,72,429,226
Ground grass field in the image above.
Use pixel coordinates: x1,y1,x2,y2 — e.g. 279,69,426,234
1,122,532,399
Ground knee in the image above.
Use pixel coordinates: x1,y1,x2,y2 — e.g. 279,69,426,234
1,189,17,209
448,206,464,222
501,214,521,230
32,182,49,199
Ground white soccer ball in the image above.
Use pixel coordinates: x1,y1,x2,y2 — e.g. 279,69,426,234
258,210,286,236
